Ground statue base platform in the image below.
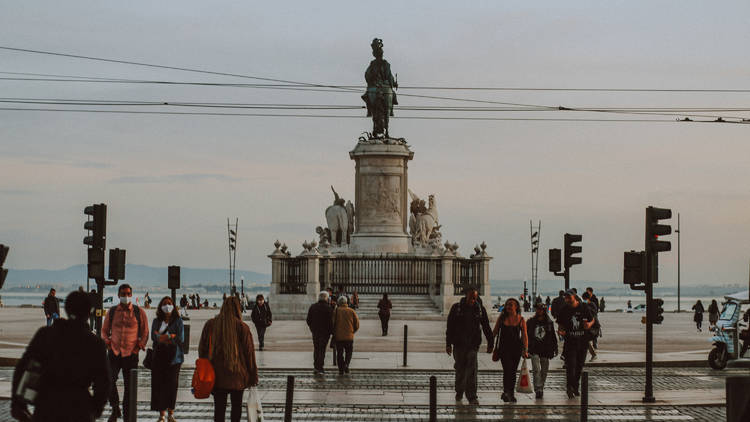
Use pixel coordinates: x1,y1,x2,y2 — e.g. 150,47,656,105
348,232,411,254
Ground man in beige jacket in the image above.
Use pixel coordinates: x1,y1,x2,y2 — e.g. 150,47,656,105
332,296,359,375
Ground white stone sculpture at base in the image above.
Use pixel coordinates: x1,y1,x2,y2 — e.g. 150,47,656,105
408,189,440,248
326,185,350,246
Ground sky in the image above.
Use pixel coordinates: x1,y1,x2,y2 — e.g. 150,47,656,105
1,1,749,287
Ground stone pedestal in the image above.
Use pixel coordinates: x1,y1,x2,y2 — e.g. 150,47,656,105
349,142,414,253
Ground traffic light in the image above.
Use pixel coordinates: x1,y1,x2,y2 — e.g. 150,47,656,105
623,250,645,285
87,248,104,280
168,266,181,290
645,206,671,284
108,248,126,281
646,207,671,254
83,204,107,250
564,233,582,268
549,248,561,273
0,244,9,290
649,298,665,324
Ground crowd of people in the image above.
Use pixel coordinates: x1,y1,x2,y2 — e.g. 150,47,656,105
23,283,747,420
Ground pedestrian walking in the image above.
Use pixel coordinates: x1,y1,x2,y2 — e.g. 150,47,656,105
250,294,272,351
43,288,60,327
332,296,359,375
446,288,494,406
180,294,189,310
526,302,557,399
101,284,148,422
581,292,600,361
11,290,111,422
306,291,334,375
545,296,551,309
708,300,720,330
198,296,258,422
585,287,599,311
144,292,153,309
692,300,705,331
627,300,633,313
557,290,595,399
150,296,185,422
492,298,528,403
550,290,565,321
351,290,360,310
599,297,606,312
377,293,393,336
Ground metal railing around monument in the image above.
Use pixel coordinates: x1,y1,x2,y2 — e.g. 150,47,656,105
279,258,307,294
323,256,436,295
452,259,482,295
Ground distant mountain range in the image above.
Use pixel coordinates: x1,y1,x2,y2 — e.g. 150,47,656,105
3,267,741,298
3,264,270,288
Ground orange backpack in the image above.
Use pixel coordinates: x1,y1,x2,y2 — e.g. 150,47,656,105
192,335,215,399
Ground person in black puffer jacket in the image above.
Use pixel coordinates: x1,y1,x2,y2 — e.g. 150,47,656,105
12,291,111,422
526,302,558,399
445,288,493,405
306,291,334,374
250,294,272,351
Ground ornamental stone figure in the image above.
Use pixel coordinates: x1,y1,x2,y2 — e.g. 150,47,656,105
362,38,398,138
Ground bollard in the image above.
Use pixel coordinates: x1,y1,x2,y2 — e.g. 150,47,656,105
580,371,588,422
129,368,138,422
403,325,408,367
183,324,190,354
726,376,750,422
429,375,437,422
284,375,295,422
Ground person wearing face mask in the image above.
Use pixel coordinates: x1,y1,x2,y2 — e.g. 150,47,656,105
149,297,184,422
101,284,148,422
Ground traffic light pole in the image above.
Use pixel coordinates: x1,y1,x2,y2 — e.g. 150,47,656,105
564,266,570,291
644,275,655,402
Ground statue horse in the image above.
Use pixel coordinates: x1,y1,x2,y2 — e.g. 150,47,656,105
326,204,349,246
412,196,438,246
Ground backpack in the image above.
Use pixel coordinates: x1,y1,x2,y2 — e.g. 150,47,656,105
192,335,215,399
107,305,143,340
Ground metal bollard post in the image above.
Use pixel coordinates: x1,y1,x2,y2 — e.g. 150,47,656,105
403,325,408,367
129,368,138,422
429,375,437,422
284,375,295,422
581,371,588,422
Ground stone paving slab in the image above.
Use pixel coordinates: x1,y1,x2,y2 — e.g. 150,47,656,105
0,399,726,421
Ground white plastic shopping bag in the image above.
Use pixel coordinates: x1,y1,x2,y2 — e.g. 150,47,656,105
516,358,534,394
246,386,264,422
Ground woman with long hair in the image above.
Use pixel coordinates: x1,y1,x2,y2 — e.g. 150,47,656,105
198,296,258,422
492,297,528,403
692,300,705,332
150,296,184,422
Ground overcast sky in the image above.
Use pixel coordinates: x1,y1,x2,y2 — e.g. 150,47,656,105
1,1,749,287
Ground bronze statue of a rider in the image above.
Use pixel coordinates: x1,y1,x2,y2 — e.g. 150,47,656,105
362,38,398,138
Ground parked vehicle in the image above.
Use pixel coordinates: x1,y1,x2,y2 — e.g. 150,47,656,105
708,291,749,370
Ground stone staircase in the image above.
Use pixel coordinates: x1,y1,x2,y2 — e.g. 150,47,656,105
352,294,443,319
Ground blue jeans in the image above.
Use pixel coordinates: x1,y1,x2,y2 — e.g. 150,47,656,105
46,312,59,327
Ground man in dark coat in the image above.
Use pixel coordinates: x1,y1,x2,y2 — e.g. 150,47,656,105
446,288,493,405
12,291,111,422
550,290,565,321
250,294,272,351
43,288,60,327
306,291,334,374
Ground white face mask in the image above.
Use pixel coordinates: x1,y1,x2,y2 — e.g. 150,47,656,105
119,296,132,305
162,304,174,314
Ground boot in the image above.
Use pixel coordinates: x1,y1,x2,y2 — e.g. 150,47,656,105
108,406,121,422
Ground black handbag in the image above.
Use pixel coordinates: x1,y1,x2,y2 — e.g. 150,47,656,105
143,348,154,370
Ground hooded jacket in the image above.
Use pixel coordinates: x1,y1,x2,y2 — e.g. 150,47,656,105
12,318,110,422
526,314,558,359
446,297,493,349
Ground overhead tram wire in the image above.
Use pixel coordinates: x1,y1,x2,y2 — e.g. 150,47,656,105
4,70,750,94
2,106,748,124
0,97,747,120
